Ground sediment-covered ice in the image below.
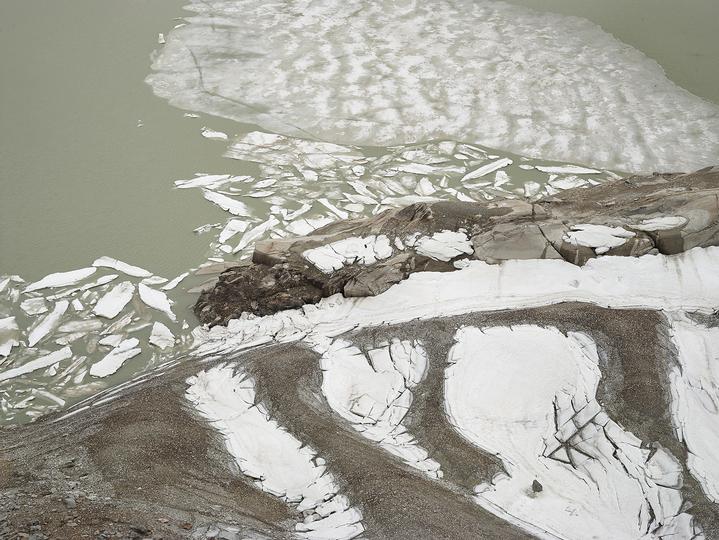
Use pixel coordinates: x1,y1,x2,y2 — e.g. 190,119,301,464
320,339,440,477
668,313,719,503
147,0,719,173
444,326,700,539
186,364,364,539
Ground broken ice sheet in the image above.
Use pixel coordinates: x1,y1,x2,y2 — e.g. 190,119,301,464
89,338,142,378
0,317,21,357
28,300,69,347
202,189,251,217
24,267,97,293
0,347,72,384
138,283,176,321
149,322,175,350
93,281,135,319
92,256,152,278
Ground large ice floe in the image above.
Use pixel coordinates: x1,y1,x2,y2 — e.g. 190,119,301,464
445,325,699,539
147,0,719,173
186,363,365,540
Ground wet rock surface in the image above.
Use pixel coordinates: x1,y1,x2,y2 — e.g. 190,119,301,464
196,167,719,325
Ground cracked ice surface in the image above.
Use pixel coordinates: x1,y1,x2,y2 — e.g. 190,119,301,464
194,247,719,359
320,338,441,477
147,0,719,173
445,326,701,539
303,235,393,273
186,364,364,540
668,313,719,503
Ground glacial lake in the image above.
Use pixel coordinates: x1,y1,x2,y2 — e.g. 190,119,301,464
1,0,717,423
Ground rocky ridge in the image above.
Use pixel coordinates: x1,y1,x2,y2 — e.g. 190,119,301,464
196,167,719,326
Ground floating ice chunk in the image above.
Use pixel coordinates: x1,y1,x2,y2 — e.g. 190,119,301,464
461,158,513,181
303,235,393,273
98,334,124,348
318,198,348,220
89,338,141,377
58,319,103,333
202,189,251,217
157,32,165,44
414,230,473,261
536,165,601,175
174,174,232,189
285,203,312,221
28,301,69,347
71,299,84,311
523,181,541,198
634,216,689,231
141,276,168,286
493,170,510,187
201,127,228,140
564,224,635,252
286,216,334,237
234,217,279,253
93,282,135,319
138,284,176,321
20,297,48,316
414,177,437,196
24,267,96,293
548,175,588,190
92,256,152,278
78,274,119,291
392,162,438,175
0,347,72,383
161,271,189,291
0,317,21,357
149,322,175,350
218,219,249,244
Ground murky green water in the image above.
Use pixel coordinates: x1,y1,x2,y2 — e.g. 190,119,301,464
507,0,719,105
0,0,259,281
